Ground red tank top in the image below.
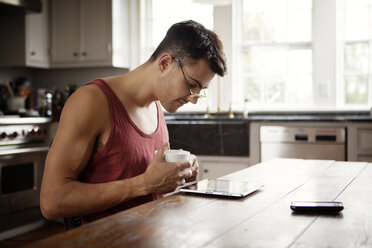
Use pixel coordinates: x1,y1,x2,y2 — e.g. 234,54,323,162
78,79,168,223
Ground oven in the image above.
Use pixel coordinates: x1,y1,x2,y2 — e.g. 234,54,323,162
0,117,51,240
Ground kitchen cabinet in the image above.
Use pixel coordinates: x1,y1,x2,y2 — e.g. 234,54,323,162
0,0,130,68
51,0,121,67
50,0,130,68
197,155,251,180
0,2,47,67
347,123,372,162
26,0,50,68
0,15,26,67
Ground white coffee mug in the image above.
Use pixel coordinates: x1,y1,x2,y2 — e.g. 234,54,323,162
164,149,190,162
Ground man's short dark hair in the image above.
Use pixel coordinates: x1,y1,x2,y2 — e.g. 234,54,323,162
149,20,227,77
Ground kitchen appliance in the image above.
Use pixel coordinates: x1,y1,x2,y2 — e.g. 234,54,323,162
260,126,346,162
0,0,41,13
0,116,51,240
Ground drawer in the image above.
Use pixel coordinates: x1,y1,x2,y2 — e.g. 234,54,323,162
357,128,372,150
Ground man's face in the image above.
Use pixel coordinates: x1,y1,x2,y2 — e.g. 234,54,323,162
159,58,215,113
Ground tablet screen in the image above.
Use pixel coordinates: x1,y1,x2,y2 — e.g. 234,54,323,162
180,179,263,198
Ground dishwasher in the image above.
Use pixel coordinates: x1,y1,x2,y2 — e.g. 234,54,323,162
260,126,346,162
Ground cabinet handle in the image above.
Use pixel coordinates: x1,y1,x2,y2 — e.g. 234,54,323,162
31,51,36,56
82,52,87,56
73,52,79,57
203,169,209,173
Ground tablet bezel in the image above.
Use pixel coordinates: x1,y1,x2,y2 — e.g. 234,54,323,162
179,179,263,198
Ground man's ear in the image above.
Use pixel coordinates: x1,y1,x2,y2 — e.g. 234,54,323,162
158,53,173,72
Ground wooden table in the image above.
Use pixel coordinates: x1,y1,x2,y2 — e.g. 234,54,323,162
27,159,372,247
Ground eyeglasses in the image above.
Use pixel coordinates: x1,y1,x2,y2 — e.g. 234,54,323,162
173,57,207,98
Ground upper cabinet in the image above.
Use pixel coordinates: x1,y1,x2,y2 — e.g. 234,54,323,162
0,0,130,68
50,0,117,67
20,0,129,68
49,0,129,68
26,0,50,68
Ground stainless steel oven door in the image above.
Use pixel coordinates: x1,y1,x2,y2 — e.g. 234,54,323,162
0,147,48,216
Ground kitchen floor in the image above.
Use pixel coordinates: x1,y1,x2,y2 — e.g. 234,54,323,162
0,220,65,248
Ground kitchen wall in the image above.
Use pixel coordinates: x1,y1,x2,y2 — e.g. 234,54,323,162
1,66,128,91
31,67,128,90
0,68,32,82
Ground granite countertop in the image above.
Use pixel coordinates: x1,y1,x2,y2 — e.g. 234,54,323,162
165,111,372,123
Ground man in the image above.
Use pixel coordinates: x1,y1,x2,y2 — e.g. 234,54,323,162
40,20,227,224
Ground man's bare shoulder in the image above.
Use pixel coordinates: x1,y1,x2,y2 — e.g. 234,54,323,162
59,84,109,133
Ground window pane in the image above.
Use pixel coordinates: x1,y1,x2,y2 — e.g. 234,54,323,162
343,1,372,107
345,0,369,8
243,0,311,43
344,43,369,74
263,10,287,42
344,75,369,104
243,77,261,103
152,0,213,47
243,14,264,42
264,77,285,103
288,0,312,10
288,49,312,74
240,0,312,106
285,74,312,104
288,11,312,42
243,47,286,75
345,7,369,41
243,48,262,73
243,0,286,14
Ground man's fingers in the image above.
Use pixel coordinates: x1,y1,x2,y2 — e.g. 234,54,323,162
179,168,193,178
178,159,192,170
177,178,186,186
155,142,170,159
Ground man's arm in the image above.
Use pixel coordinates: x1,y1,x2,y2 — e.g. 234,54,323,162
40,85,192,220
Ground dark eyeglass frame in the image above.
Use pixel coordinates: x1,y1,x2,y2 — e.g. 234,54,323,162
173,57,207,98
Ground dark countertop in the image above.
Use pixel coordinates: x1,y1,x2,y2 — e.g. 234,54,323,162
165,111,372,123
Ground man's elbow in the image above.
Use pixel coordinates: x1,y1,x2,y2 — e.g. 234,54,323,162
40,193,61,220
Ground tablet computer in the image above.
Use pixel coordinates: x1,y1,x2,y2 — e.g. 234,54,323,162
179,179,263,198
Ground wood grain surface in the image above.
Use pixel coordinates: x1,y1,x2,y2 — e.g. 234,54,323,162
25,158,371,248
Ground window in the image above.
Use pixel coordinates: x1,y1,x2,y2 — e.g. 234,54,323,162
142,0,213,60
343,0,372,106
236,0,313,107
142,0,372,112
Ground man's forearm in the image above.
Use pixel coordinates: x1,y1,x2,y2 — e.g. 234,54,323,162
41,174,150,220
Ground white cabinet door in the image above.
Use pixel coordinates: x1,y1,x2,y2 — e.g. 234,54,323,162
197,156,251,180
26,0,50,68
80,0,111,64
47,0,129,68
51,0,80,64
51,0,113,66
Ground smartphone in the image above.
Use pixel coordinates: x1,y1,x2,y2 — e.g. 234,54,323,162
290,201,344,213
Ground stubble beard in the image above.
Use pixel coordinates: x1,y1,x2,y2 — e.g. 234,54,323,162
159,99,180,113
157,74,186,113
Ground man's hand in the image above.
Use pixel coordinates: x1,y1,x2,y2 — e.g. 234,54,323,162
143,143,194,194
185,154,199,183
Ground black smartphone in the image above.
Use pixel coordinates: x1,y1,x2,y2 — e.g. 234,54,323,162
290,201,344,213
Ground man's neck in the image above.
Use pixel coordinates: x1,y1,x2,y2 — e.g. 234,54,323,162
117,62,158,108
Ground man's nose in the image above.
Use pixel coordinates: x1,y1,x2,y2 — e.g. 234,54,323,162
187,96,198,104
